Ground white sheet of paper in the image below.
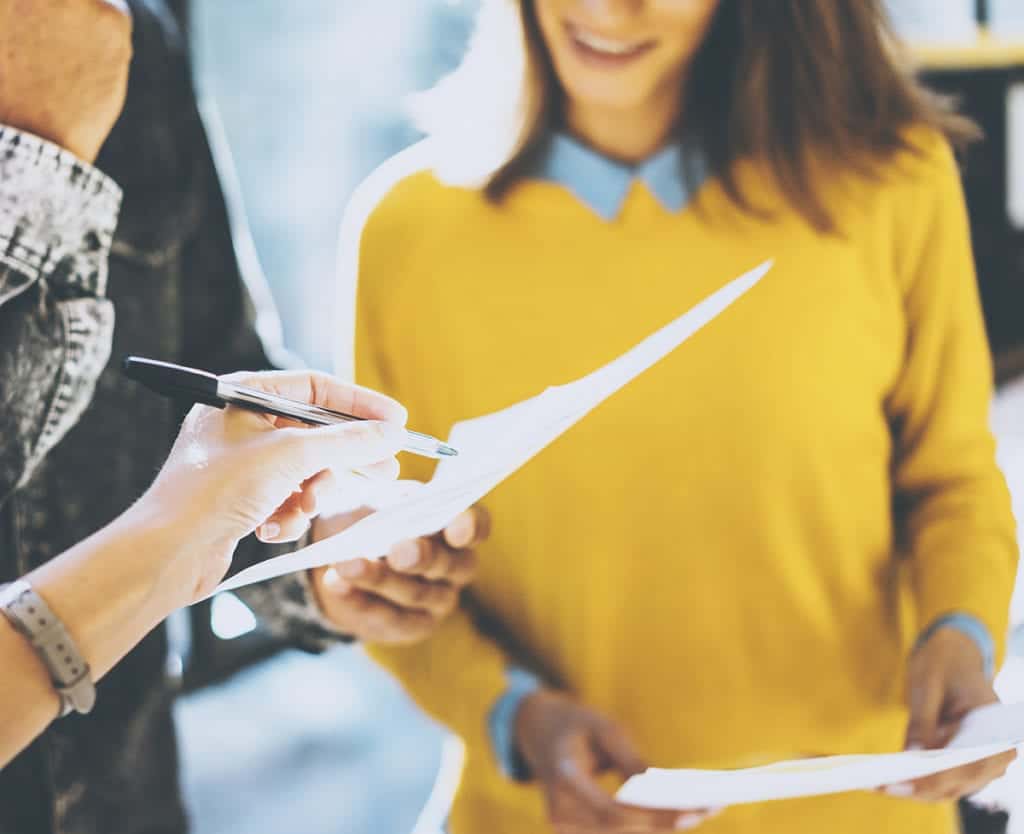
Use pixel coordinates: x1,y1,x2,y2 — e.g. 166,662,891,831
616,702,1024,809
213,260,771,595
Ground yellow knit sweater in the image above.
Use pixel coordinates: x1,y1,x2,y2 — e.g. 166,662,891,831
345,128,1017,834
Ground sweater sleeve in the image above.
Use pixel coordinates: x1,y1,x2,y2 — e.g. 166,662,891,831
887,135,1019,665
346,172,520,760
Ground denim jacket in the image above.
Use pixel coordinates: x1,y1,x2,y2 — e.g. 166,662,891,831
0,3,342,832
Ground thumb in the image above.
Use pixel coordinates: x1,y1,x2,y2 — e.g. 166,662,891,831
592,719,648,778
906,670,945,750
264,420,405,483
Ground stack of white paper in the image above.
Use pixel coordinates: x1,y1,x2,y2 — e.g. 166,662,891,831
616,702,1024,808
213,260,771,595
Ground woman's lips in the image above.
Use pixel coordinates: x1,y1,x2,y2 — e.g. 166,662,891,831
564,23,657,69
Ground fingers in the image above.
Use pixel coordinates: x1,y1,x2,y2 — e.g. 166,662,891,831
960,748,1017,794
378,507,486,585
889,750,1018,802
550,734,715,833
255,445,384,544
300,470,335,515
607,803,715,832
552,734,625,822
672,809,723,831
387,535,479,585
257,491,309,543
327,558,460,617
355,457,402,482
273,420,405,480
519,693,719,834
221,370,408,424
260,471,338,542
312,505,376,542
312,541,469,644
585,725,710,832
905,667,945,750
316,580,437,644
552,772,715,832
593,720,648,778
442,505,491,549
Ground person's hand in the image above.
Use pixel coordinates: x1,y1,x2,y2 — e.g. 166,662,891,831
0,0,133,161
308,505,488,644
883,627,1017,801
516,690,720,832
140,370,407,608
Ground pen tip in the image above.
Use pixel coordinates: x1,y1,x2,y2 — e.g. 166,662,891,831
437,444,459,457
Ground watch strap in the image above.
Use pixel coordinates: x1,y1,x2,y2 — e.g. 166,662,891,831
0,580,96,716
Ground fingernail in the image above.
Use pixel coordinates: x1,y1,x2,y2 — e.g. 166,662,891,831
336,560,365,579
322,568,351,595
447,514,473,546
884,783,915,797
260,522,281,540
675,815,702,831
907,743,925,752
706,806,726,817
390,541,419,570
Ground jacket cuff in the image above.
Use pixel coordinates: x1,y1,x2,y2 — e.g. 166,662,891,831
488,667,543,782
916,612,996,680
290,567,357,646
0,126,122,303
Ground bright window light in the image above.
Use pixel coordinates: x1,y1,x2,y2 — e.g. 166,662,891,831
210,592,258,640
1011,623,1024,658
1008,82,1024,230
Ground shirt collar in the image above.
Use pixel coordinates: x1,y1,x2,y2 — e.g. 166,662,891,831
526,132,706,221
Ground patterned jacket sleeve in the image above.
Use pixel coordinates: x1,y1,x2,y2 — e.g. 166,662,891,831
0,127,122,505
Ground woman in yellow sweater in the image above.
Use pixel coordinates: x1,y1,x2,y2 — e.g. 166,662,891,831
330,1,1019,831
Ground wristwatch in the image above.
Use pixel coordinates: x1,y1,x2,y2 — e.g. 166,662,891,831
0,580,96,716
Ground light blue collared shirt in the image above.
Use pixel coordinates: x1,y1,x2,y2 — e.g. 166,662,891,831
527,132,706,221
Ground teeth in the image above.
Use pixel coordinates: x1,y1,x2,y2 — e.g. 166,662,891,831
571,27,646,56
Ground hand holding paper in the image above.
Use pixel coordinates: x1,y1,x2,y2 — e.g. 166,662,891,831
214,260,771,595
516,689,721,833
307,504,487,645
615,702,1024,809
890,619,1017,800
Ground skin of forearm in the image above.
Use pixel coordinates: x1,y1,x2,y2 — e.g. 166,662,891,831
0,613,59,763
0,503,179,766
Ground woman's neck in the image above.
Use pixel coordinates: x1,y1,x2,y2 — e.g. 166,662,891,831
565,90,681,163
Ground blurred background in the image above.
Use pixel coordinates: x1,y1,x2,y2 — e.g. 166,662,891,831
170,1,1024,832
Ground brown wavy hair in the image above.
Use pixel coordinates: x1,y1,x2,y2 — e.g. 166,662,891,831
414,0,978,231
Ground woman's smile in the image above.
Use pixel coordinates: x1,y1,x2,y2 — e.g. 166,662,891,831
564,21,659,69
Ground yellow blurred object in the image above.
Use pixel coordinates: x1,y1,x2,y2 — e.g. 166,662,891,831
911,29,1024,70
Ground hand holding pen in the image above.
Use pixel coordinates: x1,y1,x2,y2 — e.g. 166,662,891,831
122,357,458,460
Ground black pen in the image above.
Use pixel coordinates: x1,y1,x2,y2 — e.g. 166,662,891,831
122,356,458,460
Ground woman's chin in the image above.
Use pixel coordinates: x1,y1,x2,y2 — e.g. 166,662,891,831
563,82,657,122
